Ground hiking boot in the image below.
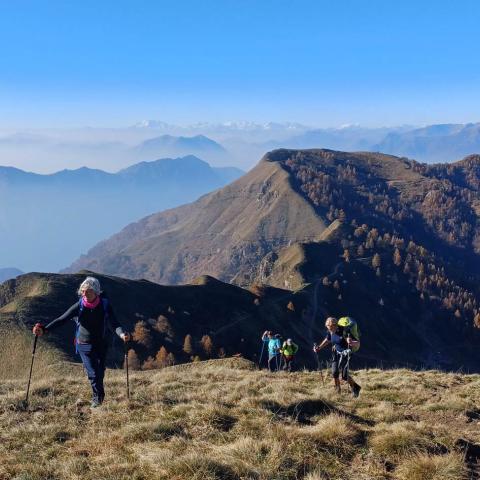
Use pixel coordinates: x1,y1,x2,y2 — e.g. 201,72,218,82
91,396,103,408
352,384,361,398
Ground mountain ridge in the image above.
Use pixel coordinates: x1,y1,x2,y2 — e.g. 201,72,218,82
66,154,327,283
67,148,480,285
0,156,244,272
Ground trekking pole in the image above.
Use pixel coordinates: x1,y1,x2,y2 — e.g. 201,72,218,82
275,352,280,372
345,335,352,384
319,359,326,386
313,343,325,386
345,349,352,376
124,341,130,401
313,343,321,369
258,341,265,369
25,335,38,406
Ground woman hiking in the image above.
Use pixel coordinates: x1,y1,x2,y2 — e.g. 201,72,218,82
314,317,361,397
261,330,282,372
32,276,130,407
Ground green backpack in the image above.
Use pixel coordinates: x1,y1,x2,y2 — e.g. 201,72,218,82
338,317,361,352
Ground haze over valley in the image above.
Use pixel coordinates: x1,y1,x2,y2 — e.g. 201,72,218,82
0,155,243,272
3,120,480,174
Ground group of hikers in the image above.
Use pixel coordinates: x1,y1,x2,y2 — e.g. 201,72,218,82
31,275,361,409
261,315,362,397
261,331,299,372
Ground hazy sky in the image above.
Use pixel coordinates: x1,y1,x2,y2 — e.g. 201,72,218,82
1,0,480,128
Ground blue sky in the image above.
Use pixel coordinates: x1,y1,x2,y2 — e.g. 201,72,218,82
1,0,479,127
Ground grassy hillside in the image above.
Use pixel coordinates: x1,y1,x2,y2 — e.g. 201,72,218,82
66,158,327,284
0,271,310,367
1,357,479,479
2,268,480,371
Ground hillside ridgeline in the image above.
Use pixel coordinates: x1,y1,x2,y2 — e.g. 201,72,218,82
67,149,480,286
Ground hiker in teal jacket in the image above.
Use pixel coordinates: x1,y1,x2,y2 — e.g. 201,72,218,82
261,330,282,372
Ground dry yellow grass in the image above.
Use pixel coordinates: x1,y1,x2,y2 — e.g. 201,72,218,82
0,354,479,480
394,452,467,480
0,326,65,381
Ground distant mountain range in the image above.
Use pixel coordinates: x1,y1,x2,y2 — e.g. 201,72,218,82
2,122,480,174
0,156,243,273
0,268,23,283
266,125,411,152
373,123,480,162
131,120,311,132
0,132,233,173
131,121,480,163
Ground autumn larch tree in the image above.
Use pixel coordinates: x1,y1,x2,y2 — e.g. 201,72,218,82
142,356,157,370
200,335,214,358
183,334,194,356
155,346,169,368
132,320,153,350
125,349,141,371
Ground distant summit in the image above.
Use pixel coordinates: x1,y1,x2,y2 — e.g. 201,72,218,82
131,120,176,129
374,122,480,162
135,134,227,160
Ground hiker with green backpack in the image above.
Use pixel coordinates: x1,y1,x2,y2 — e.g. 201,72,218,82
280,338,299,372
313,316,361,397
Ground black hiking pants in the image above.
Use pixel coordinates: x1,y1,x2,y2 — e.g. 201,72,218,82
282,355,295,372
331,350,350,381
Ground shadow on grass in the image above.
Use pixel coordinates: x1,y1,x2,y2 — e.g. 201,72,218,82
259,398,375,426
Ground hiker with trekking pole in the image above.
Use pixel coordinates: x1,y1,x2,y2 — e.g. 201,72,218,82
32,276,131,408
313,316,361,397
312,343,326,386
280,338,298,372
261,330,282,372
